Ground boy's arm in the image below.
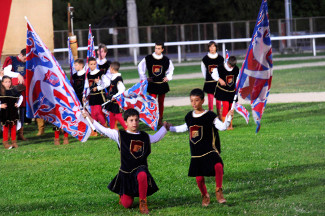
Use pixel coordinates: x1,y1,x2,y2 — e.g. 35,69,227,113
214,110,233,131
113,81,125,98
201,61,206,79
138,58,147,80
165,60,174,81
149,125,168,144
169,123,188,133
211,68,219,81
17,95,23,107
96,74,111,91
82,111,120,145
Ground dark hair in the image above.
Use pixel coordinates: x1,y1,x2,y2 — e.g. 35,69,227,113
123,108,139,121
155,42,165,49
20,48,26,56
227,56,237,67
88,57,96,63
74,58,84,65
110,61,120,72
98,43,108,53
190,88,204,100
208,41,218,52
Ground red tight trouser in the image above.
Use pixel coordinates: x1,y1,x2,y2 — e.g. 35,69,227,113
109,113,127,130
90,105,106,126
54,130,69,139
3,124,17,141
195,163,224,196
207,93,222,111
221,101,232,118
120,171,148,208
149,93,165,121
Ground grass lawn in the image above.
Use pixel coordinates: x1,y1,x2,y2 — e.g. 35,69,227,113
0,102,324,215
125,65,325,97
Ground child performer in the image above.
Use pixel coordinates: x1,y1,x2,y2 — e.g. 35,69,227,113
86,57,108,135
83,108,170,214
98,62,127,130
72,58,86,103
97,43,111,74
169,88,233,207
201,41,224,117
138,42,174,125
212,56,239,130
0,76,25,149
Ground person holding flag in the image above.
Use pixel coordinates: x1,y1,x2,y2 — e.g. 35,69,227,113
25,17,91,142
212,56,239,130
82,108,171,214
201,41,224,117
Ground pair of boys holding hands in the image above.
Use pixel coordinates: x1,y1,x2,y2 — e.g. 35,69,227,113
83,88,234,214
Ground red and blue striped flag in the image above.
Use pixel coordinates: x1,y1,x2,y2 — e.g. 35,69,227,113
115,80,159,130
235,0,273,133
25,18,91,142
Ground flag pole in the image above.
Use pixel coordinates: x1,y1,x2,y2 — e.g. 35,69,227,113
82,103,96,132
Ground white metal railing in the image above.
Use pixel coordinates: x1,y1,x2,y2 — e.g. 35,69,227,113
53,34,325,65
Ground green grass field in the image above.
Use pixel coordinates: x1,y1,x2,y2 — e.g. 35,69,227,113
1,102,324,215
124,65,325,96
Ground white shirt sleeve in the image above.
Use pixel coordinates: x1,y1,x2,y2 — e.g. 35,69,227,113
138,58,147,80
211,68,220,81
201,61,206,79
149,126,167,144
97,74,111,91
166,60,174,81
169,123,188,133
214,115,232,131
17,95,23,107
113,81,126,98
3,65,19,78
93,120,120,146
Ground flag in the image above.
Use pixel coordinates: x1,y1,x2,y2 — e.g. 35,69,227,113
235,0,273,133
83,25,96,100
115,80,159,130
25,18,91,142
67,37,77,84
234,103,250,124
225,49,229,63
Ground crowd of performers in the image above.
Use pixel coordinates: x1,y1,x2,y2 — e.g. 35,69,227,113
1,41,239,214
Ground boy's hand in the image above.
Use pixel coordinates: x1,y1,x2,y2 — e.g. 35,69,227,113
92,87,97,92
227,109,234,119
163,77,168,82
219,78,226,86
94,77,100,83
15,103,18,108
82,97,87,103
1,103,7,109
82,110,94,123
163,121,171,131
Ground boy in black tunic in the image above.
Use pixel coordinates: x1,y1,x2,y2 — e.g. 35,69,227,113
71,58,86,104
83,108,170,214
212,56,239,130
99,62,127,130
170,88,233,207
96,43,111,75
138,42,174,125
201,41,224,117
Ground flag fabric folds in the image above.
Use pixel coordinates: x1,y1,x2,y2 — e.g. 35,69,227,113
225,49,229,63
83,25,96,99
234,103,250,124
235,0,273,133
115,80,159,131
25,18,91,142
